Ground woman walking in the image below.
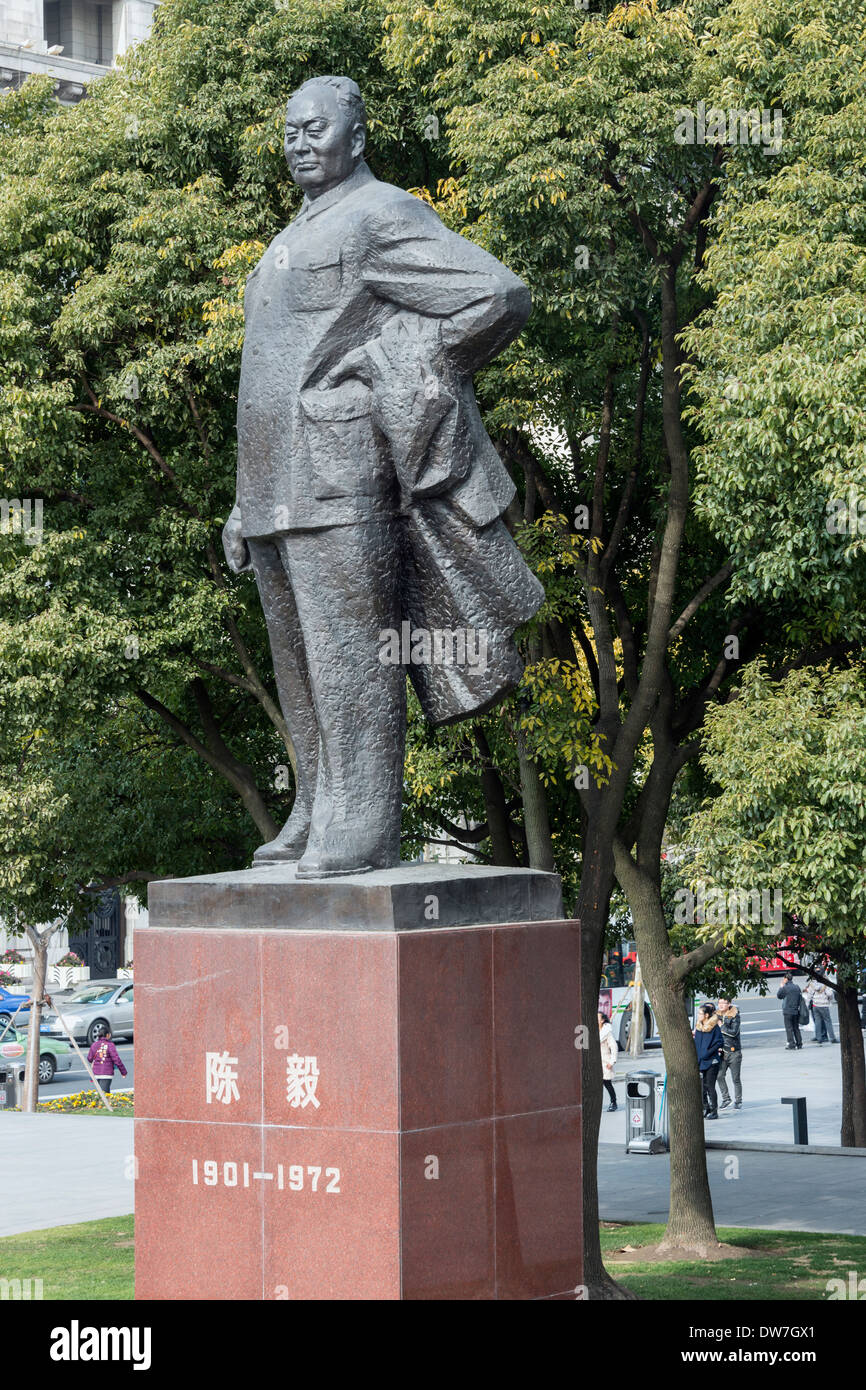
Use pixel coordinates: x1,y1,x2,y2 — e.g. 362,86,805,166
599,1011,618,1112
693,1003,725,1121
86,1028,128,1094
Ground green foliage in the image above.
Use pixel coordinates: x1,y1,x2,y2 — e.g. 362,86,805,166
0,0,436,918
684,0,866,642
1,0,865,932
688,660,866,952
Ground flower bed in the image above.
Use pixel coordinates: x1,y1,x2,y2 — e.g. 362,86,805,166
37,1089,134,1114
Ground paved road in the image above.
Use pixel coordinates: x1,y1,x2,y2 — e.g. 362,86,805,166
603,1026,855,1148
0,1113,135,1236
42,1043,135,1098
1,1106,861,1241
599,1144,866,1234
713,987,840,1052
630,983,842,1053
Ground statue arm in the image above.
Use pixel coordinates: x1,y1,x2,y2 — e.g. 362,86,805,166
358,196,531,377
319,197,530,507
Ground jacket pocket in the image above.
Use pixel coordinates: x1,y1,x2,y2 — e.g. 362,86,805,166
292,254,342,311
300,384,382,500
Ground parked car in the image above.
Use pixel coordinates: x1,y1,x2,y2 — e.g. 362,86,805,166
0,986,32,1034
41,980,134,1046
3,1027,73,1084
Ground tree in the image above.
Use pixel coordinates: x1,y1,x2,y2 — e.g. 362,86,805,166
383,0,866,1271
688,661,866,1147
3,0,865,1284
0,0,438,877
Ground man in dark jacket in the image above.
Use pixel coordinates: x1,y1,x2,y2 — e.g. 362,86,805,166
777,972,803,1049
716,997,743,1108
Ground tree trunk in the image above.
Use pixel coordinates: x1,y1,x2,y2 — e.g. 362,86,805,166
837,984,866,1148
615,850,719,1256
474,730,517,866
22,927,48,1113
652,971,718,1255
575,835,635,1298
516,728,555,871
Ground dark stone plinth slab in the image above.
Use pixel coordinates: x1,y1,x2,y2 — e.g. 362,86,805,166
147,861,563,932
134,882,582,1301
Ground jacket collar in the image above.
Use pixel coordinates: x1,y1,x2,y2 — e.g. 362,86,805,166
696,1014,719,1031
294,160,375,224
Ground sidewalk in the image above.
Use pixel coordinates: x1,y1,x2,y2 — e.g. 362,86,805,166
598,1144,866,1234
0,1114,134,1236
602,1038,849,1148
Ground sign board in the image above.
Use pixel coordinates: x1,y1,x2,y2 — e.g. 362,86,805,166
0,1042,25,1059
630,1109,643,1128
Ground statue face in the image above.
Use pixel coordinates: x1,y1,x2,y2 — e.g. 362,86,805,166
284,86,364,198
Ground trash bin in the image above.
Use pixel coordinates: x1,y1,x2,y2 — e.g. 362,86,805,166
0,1064,25,1109
625,1069,667,1153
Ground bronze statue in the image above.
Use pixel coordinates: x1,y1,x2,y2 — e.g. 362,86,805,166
223,75,542,877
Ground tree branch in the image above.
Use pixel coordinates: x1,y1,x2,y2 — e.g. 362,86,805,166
669,561,733,643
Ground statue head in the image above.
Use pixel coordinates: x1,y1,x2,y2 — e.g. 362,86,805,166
284,76,366,199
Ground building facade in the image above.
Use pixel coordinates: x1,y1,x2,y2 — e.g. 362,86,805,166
0,0,159,104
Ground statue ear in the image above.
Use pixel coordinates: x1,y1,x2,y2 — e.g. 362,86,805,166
351,124,366,160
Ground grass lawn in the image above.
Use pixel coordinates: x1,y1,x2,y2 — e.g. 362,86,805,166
1,1216,861,1300
0,1216,134,1300
601,1222,866,1299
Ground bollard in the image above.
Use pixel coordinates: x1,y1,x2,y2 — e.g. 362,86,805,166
781,1095,808,1145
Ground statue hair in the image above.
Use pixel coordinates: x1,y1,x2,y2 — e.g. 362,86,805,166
288,75,367,137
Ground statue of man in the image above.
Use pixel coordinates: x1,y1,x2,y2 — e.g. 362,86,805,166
223,75,543,877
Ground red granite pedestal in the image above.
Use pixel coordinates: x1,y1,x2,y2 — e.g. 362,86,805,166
134,867,582,1300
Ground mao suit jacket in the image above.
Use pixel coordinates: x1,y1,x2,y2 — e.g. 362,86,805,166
234,160,544,724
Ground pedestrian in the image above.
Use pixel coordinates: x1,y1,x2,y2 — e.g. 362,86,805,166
716,996,743,1109
598,1011,618,1111
693,1003,725,1120
804,979,838,1044
86,1029,128,1094
777,971,804,1049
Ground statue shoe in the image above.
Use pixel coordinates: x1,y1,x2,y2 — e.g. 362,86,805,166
253,807,312,863
295,850,374,878
295,825,397,879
